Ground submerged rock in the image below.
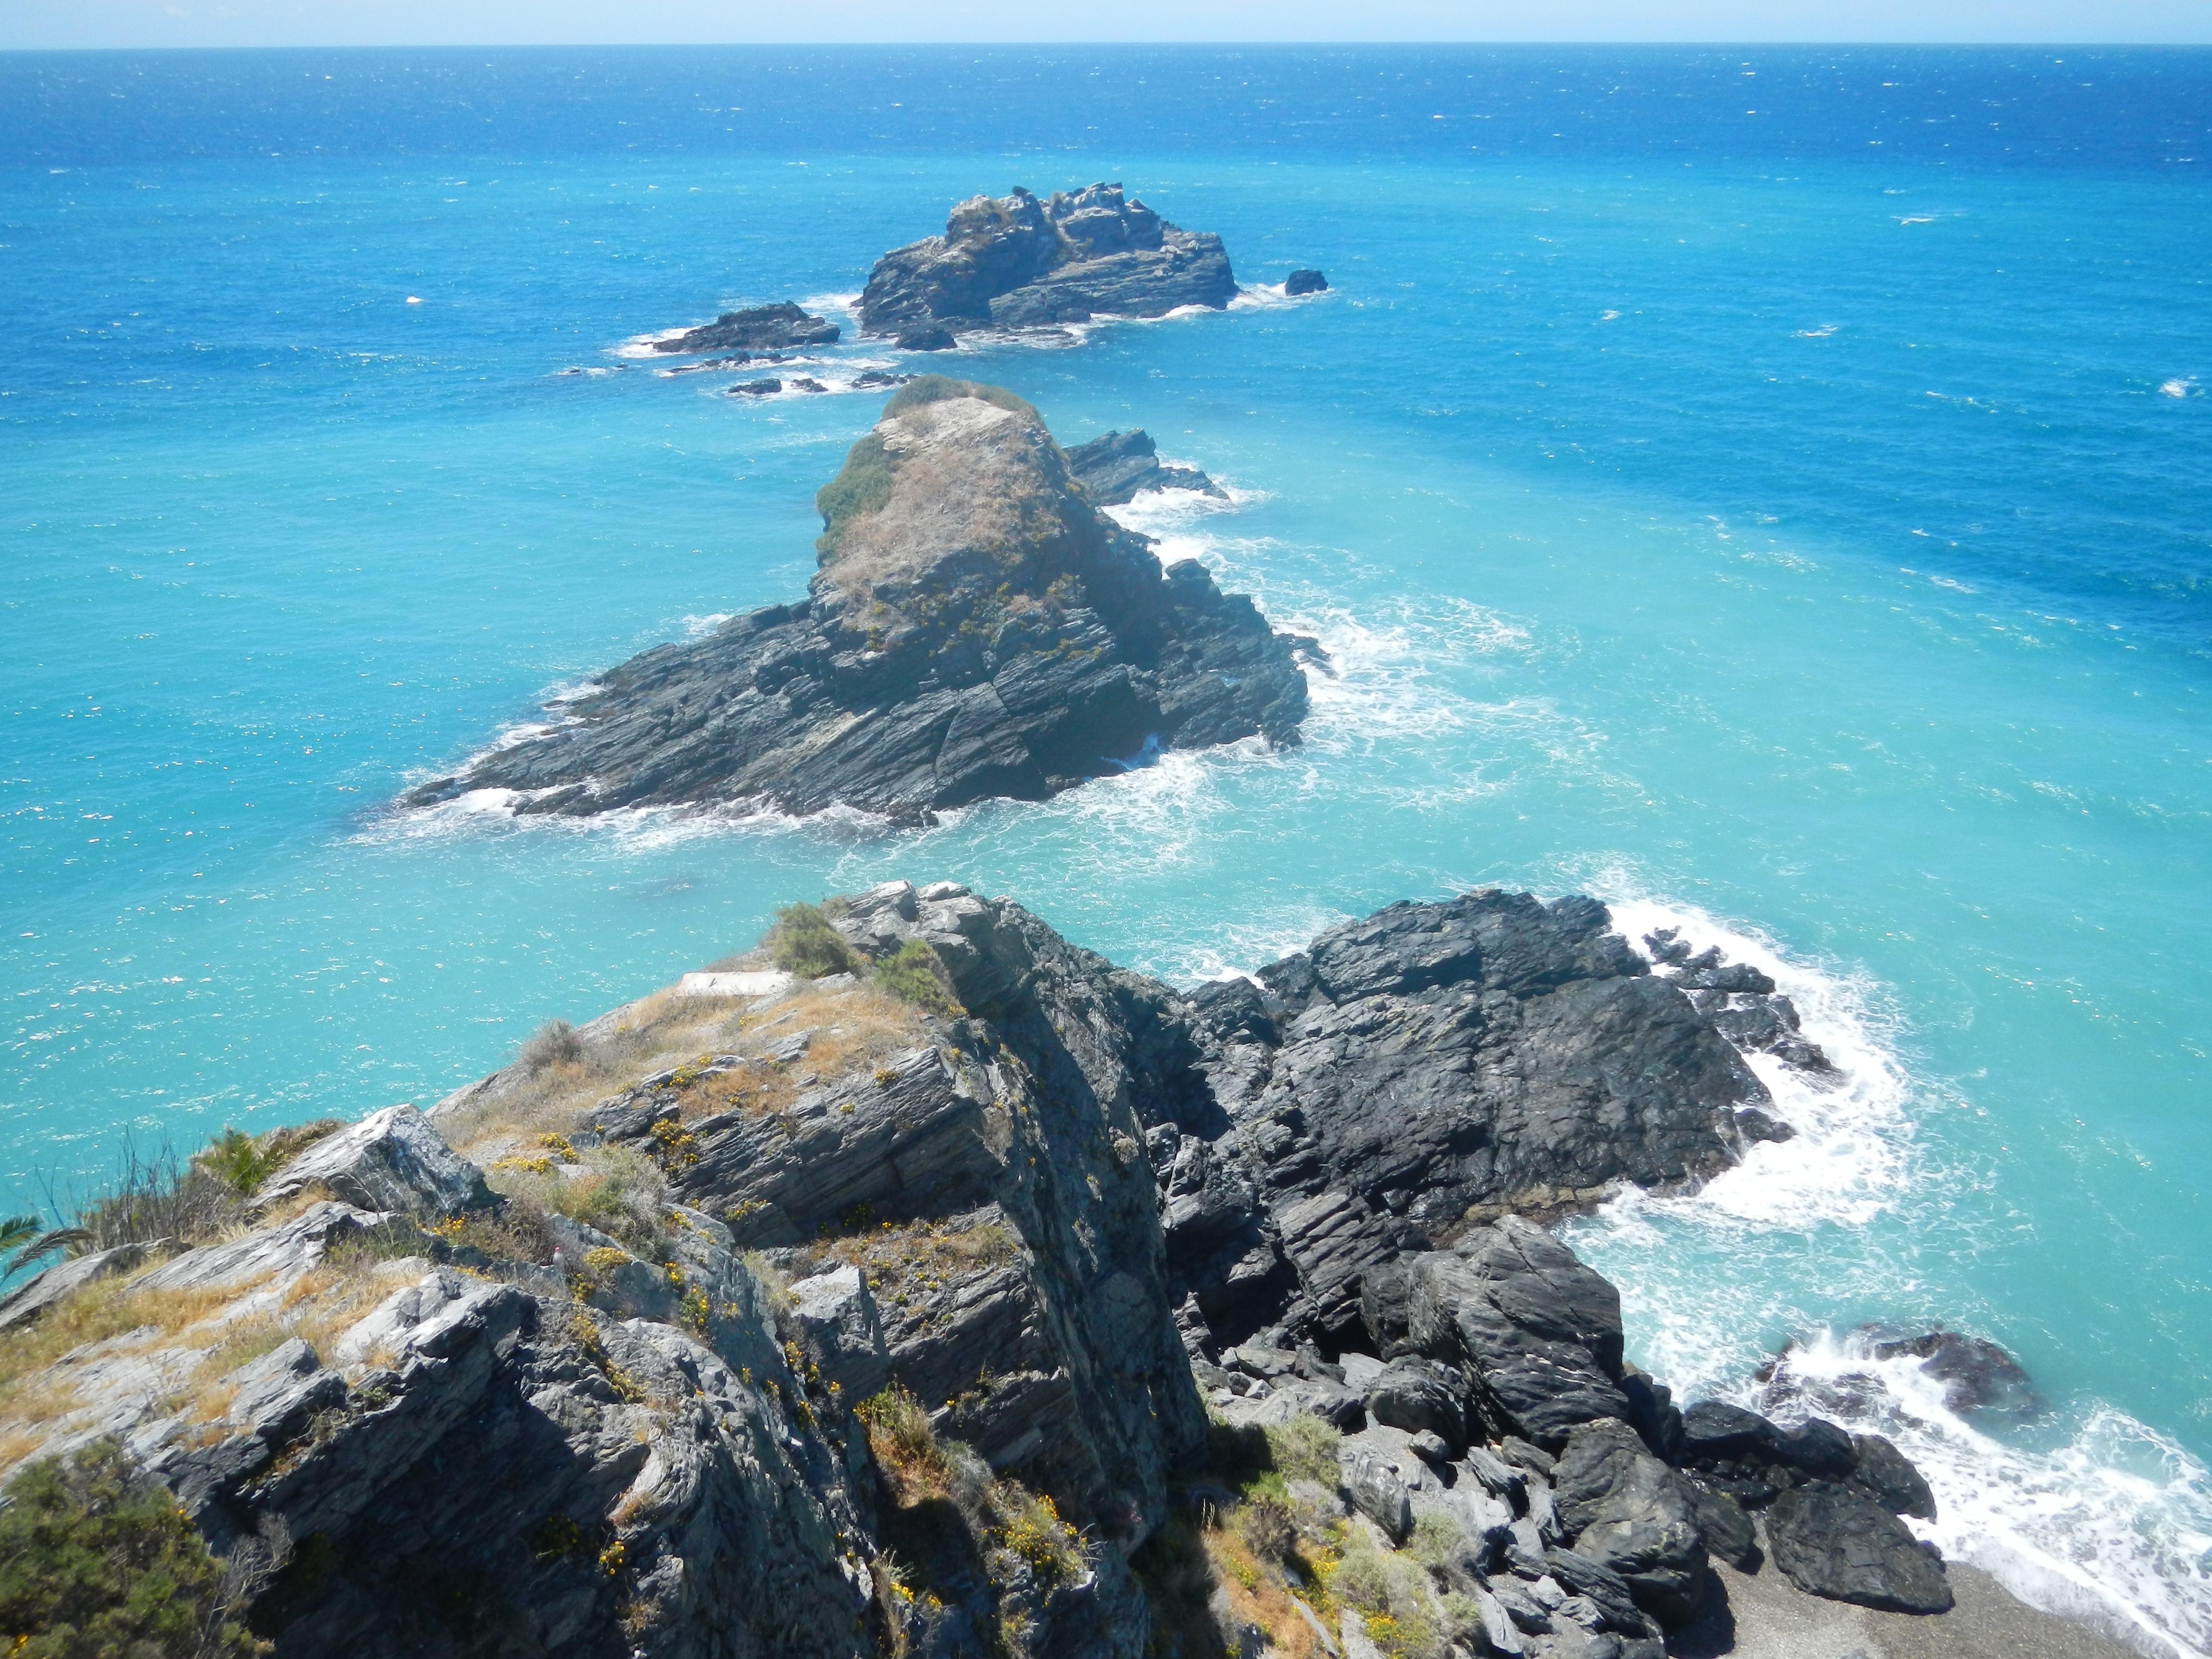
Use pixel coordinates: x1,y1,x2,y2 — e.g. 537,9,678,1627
401,378,1313,821
1065,428,1227,505
651,300,840,354
857,183,1236,338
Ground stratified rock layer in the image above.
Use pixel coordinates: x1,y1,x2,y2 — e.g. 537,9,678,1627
857,184,1235,337
402,379,1310,821
1065,429,1226,506
651,300,841,355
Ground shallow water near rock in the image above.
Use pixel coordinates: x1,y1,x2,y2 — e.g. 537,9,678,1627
3,44,2210,1656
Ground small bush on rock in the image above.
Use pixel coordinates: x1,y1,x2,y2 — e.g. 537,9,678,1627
517,1019,582,1074
0,1438,267,1658
768,903,859,980
871,940,959,1015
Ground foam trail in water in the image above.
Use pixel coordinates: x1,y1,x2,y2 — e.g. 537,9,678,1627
1563,889,2212,1659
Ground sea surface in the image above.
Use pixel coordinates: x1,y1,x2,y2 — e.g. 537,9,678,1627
3,42,2210,1654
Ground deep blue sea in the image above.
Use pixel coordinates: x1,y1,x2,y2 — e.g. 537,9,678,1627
3,43,2210,1653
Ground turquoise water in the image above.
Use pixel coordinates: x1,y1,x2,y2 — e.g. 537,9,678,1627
3,45,2210,1652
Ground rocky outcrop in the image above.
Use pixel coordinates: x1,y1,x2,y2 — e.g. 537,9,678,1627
401,379,1313,822
857,184,1236,338
650,301,840,355
1157,893,1767,1348
1284,269,1329,296
1766,1485,1956,1612
1065,429,1226,506
251,1102,494,1219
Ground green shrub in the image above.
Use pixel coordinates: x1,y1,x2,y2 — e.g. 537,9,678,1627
1261,1414,1343,1486
814,432,897,555
517,1019,582,1074
0,1438,265,1657
871,941,958,1016
767,903,859,980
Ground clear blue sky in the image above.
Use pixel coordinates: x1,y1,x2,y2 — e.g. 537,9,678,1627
2,0,2209,49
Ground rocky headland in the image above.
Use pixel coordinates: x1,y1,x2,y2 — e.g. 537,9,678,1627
400,379,1313,824
857,185,1238,342
0,882,2090,1659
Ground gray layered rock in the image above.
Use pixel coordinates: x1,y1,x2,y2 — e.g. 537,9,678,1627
650,300,840,355
788,1265,893,1401
857,184,1236,338
0,1242,155,1332
252,1103,495,1219
403,379,1312,822
1765,1485,1955,1613
1065,429,1226,506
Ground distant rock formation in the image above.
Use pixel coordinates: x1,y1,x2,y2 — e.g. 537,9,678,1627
1284,268,1329,295
857,184,1237,338
650,300,840,355
401,378,1313,822
1065,429,1226,505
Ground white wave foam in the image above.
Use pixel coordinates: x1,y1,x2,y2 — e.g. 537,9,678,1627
2160,377,2196,399
359,787,899,854
1228,282,1325,310
1560,890,2212,1658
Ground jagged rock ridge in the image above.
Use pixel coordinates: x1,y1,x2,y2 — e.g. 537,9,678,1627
1064,429,1226,506
857,184,1236,339
401,378,1313,822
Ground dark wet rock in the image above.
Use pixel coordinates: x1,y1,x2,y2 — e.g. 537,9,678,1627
1734,1106,1796,1143
1765,1484,1955,1613
1687,1485,1759,1569
727,377,782,396
1777,1417,1860,1481
403,379,1310,821
1405,1219,1634,1451
1550,1419,1709,1626
858,184,1235,338
1543,1547,1661,1638
1850,1432,1938,1520
1283,269,1329,296
895,323,959,350
668,352,784,375
1065,429,1226,506
1678,1400,1785,1465
652,300,840,354
791,376,829,394
852,369,912,388
1869,1328,2046,1418
1158,893,1763,1346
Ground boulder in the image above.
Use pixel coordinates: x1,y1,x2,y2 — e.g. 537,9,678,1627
651,301,839,354
788,1264,893,1401
1405,1221,1633,1450
1550,1419,1708,1627
1687,1486,1758,1569
1677,1399,1782,1465
252,1104,493,1220
1849,1432,1937,1520
895,323,958,350
1765,1485,1954,1613
1543,1547,1659,1638
1363,1356,1468,1449
858,184,1235,338
401,380,1310,822
1283,268,1329,296
1339,1445,1414,1544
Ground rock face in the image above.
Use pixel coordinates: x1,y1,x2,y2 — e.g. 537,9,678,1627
651,300,840,355
401,379,1313,822
251,1103,494,1219
1065,429,1226,505
857,184,1236,338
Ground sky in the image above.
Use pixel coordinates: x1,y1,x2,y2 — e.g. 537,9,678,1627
2,0,2210,48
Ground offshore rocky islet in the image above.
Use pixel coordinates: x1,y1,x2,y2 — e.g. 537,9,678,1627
0,881,1996,1657
402,377,1310,825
